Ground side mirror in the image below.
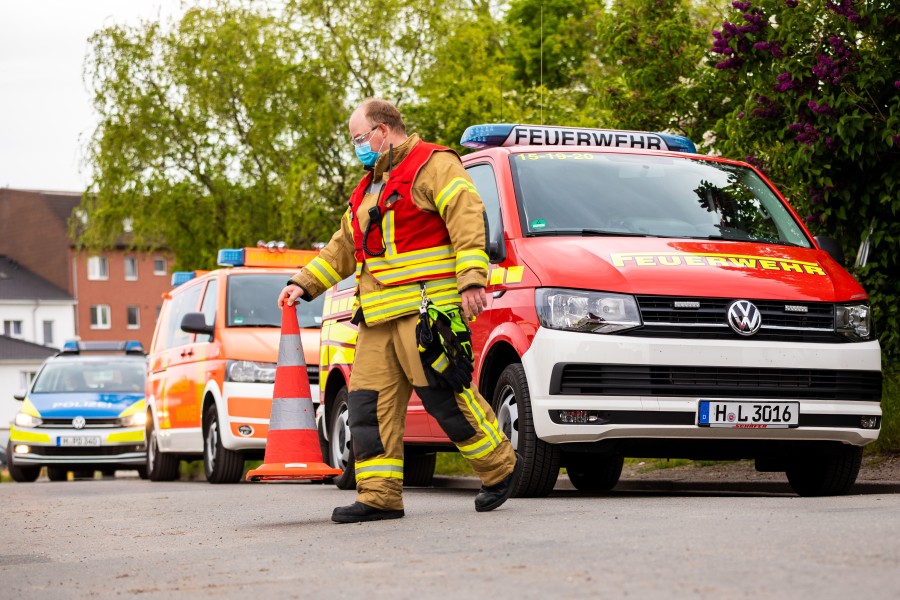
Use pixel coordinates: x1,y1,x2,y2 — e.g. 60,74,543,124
13,389,26,401
484,211,507,263
814,235,845,267
181,312,214,336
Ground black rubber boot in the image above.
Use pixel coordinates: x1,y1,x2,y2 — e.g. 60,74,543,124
331,501,405,524
474,453,522,512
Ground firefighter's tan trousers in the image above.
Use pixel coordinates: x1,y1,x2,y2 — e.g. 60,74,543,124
348,312,516,511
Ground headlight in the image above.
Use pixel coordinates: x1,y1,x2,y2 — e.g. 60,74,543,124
835,303,872,341
14,413,42,428
535,288,642,334
119,412,148,428
227,360,277,383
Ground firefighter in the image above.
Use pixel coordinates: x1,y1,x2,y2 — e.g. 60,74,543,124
278,98,519,523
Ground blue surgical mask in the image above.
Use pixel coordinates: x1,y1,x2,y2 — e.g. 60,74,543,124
355,141,380,167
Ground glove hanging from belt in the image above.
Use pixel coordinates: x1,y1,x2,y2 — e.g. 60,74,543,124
416,286,474,393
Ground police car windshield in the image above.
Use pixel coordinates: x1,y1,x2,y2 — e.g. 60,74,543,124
32,361,146,394
227,274,325,328
510,152,812,248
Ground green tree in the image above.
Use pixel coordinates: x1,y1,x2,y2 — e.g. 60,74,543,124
706,0,900,359
79,0,459,269
586,0,724,143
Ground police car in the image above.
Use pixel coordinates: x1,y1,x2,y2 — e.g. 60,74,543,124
317,123,881,497
6,341,148,482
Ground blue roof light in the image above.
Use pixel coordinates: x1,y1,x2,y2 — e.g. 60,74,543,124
217,248,246,267
656,133,697,154
171,271,196,287
460,124,517,149
61,340,80,353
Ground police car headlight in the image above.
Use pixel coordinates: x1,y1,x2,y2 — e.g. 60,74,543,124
119,412,148,428
227,360,277,383
14,413,42,428
536,288,642,334
835,303,872,341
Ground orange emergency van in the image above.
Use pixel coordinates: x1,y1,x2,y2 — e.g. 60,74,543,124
317,124,882,497
145,246,324,483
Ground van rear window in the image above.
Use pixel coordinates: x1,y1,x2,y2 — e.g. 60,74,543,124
227,274,324,328
509,152,812,248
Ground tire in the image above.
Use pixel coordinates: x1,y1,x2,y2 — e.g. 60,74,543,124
47,467,69,482
203,404,245,484
404,453,436,487
785,446,863,497
73,469,95,479
564,453,624,492
327,386,356,490
146,411,180,481
493,364,560,497
136,465,149,480
6,442,40,482
100,468,116,478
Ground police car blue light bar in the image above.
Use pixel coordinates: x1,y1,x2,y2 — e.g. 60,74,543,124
171,271,196,287
217,248,245,267
460,124,697,154
60,340,145,355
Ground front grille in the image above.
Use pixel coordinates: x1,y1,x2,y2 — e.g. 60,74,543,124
623,295,844,343
31,444,145,456
551,364,882,401
307,366,320,386
38,418,121,428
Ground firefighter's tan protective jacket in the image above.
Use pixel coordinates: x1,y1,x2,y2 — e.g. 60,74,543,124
290,134,488,324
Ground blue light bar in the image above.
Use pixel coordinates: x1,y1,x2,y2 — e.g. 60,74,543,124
61,340,80,353
217,248,246,267
171,271,196,287
460,123,697,153
124,341,145,354
58,340,145,355
459,124,517,149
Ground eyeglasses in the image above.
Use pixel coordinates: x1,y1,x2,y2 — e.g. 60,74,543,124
350,124,382,148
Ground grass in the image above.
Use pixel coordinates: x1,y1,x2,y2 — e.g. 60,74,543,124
435,452,475,476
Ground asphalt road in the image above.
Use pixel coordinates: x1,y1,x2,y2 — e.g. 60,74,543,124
1,473,898,600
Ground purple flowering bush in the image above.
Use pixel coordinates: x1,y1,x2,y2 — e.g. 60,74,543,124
708,0,900,361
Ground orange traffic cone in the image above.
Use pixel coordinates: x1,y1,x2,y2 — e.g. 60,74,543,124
246,304,342,482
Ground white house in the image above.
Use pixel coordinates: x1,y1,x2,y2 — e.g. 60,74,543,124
0,256,75,451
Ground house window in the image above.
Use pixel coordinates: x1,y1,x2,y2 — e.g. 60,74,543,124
88,256,109,280
124,257,138,280
153,258,167,275
3,320,23,338
127,306,140,329
90,305,111,329
43,320,54,345
19,371,36,389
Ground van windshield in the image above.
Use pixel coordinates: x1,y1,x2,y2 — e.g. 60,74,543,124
509,152,812,248
227,274,325,328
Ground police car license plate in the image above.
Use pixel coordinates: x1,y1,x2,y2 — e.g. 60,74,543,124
59,436,102,447
698,401,799,428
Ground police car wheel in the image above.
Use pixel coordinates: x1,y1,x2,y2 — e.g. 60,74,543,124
6,442,40,482
147,411,180,481
47,467,69,482
564,453,624,492
136,465,149,480
328,386,356,490
493,364,560,498
203,404,244,484
785,446,863,497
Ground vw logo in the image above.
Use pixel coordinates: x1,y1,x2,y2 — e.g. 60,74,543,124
727,300,762,336
72,416,86,430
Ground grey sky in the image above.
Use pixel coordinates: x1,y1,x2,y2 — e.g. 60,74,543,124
0,0,185,192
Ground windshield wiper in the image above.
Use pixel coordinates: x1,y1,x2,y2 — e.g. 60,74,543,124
528,229,655,238
687,235,805,247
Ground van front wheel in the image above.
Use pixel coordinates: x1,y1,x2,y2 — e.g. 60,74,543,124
204,405,244,484
328,386,356,490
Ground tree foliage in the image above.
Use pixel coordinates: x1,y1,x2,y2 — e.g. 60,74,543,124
706,0,900,358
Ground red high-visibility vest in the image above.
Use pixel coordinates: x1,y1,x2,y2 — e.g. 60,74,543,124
350,141,460,286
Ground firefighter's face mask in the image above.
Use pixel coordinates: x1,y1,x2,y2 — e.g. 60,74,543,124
353,124,385,167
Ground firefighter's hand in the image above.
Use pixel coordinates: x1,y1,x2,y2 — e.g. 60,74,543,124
278,284,305,309
461,286,486,320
